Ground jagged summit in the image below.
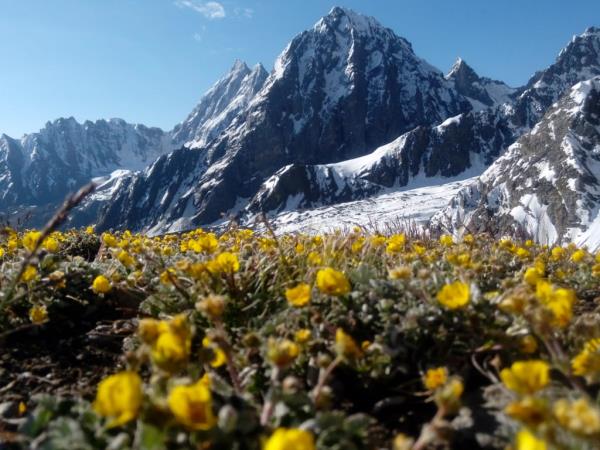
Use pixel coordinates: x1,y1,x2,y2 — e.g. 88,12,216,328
230,59,249,71
445,57,516,110
171,60,268,148
509,26,600,128
582,26,600,37
313,6,389,37
446,57,475,79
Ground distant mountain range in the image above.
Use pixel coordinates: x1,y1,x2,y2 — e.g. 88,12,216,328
2,7,600,247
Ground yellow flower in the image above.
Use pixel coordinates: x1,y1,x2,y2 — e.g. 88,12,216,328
92,275,112,294
196,294,226,320
351,238,365,253
160,268,176,285
316,267,351,296
386,234,406,254
439,234,454,247
22,230,42,252
29,305,48,324
413,244,426,255
21,265,38,283
423,367,448,390
117,250,135,268
456,253,471,267
152,330,188,366
42,237,59,253
436,281,470,310
553,397,600,436
307,251,322,265
294,329,312,344
571,338,600,379
515,429,547,450
202,337,227,368
370,235,387,247
392,433,414,450
218,251,240,273
264,428,315,450
285,283,312,307
388,266,411,280
102,233,118,248
523,267,542,286
519,335,538,354
500,360,550,395
535,280,576,327
267,338,300,368
258,238,277,252
189,234,219,254
168,379,216,430
463,234,475,245
151,320,191,372
505,396,548,427
93,371,142,428
138,319,162,344
571,249,586,263
434,377,464,412
550,246,565,261
8,237,18,251
208,252,240,274
335,328,361,360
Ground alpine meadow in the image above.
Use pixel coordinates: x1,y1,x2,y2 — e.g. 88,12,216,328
1,3,600,450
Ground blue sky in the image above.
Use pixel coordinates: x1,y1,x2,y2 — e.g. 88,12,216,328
1,0,598,137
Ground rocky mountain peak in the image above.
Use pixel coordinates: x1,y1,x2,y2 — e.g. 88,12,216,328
528,26,600,90
446,58,478,82
171,59,268,148
445,57,515,110
230,59,249,73
314,6,389,37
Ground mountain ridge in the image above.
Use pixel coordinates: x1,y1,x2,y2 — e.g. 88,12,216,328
1,7,599,245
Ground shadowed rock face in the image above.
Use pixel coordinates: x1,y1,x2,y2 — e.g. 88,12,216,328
432,77,600,248
246,110,517,214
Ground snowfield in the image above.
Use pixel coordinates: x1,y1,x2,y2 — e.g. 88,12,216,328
258,179,473,234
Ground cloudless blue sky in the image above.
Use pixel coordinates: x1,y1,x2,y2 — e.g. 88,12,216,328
1,0,599,137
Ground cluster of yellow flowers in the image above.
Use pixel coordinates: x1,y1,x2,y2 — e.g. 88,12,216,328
5,226,600,450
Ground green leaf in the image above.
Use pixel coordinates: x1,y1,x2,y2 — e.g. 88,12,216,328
136,421,166,450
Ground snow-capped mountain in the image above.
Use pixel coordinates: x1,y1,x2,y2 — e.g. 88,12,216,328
432,77,600,248
0,59,268,225
171,61,269,148
3,7,600,242
86,6,476,233
244,25,600,220
509,26,600,129
0,118,171,209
